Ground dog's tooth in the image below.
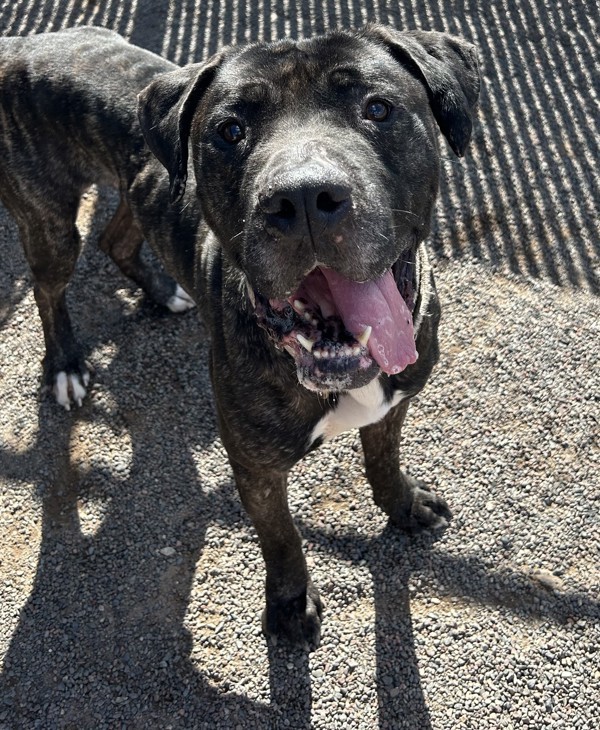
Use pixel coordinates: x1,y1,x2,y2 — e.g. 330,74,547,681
284,345,295,356
357,325,372,346
353,346,361,356
314,350,322,359
311,318,318,327
344,346,352,357
303,312,312,322
297,333,315,352
293,299,306,313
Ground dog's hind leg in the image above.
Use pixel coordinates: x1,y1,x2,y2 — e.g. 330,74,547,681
18,207,90,410
98,197,195,312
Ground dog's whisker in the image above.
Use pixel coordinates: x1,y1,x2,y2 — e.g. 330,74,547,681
391,208,419,219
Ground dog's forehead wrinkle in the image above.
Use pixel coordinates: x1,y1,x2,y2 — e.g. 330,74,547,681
213,56,422,130
222,34,399,101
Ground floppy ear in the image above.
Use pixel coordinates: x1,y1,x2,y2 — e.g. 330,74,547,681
137,52,225,202
366,26,480,157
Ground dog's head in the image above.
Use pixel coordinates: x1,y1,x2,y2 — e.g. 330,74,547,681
138,26,479,392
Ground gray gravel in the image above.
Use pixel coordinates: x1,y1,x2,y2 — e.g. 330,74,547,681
1,1,599,729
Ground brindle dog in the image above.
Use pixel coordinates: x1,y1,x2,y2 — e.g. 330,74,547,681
0,26,479,646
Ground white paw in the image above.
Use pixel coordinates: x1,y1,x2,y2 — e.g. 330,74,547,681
53,370,90,411
167,284,195,313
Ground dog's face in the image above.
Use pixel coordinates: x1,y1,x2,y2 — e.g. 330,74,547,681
139,27,479,392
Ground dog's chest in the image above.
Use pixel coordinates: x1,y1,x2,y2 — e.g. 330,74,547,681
310,379,408,444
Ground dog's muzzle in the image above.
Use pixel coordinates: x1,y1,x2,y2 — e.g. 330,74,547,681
249,255,419,393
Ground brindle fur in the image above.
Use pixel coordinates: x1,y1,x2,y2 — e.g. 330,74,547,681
0,26,479,647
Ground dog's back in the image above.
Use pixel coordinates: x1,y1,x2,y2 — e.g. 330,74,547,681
0,26,175,191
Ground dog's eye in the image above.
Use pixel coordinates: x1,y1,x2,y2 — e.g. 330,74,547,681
219,120,245,144
365,99,392,122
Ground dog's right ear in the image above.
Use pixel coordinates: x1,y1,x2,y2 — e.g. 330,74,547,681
137,52,225,203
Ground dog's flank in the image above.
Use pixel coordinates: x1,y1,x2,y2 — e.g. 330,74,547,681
0,25,479,647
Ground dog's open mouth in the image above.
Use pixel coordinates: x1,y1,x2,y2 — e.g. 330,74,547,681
251,256,418,392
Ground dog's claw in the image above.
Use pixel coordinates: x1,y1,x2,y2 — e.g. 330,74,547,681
386,478,452,534
166,284,195,312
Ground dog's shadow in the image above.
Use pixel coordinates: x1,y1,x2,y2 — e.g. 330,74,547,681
0,196,273,725
0,312,268,727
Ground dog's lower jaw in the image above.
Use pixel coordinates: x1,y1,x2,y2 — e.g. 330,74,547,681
295,357,381,394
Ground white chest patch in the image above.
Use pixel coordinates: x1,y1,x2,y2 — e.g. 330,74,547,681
310,379,409,444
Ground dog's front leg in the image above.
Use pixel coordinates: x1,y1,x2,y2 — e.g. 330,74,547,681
230,460,322,647
360,400,452,533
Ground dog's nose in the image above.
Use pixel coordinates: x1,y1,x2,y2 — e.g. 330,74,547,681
260,179,352,236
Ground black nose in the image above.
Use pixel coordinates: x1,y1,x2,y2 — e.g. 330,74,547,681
259,179,352,236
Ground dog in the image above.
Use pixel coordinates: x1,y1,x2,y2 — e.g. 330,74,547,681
0,25,479,646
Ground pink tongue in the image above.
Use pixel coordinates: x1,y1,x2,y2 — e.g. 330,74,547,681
320,268,417,375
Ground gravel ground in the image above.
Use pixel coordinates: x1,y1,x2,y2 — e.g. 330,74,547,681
1,2,599,729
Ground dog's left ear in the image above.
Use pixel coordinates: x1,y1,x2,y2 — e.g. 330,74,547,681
366,26,480,157
137,51,225,203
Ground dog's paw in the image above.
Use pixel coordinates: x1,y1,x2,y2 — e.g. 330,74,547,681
262,583,323,649
167,284,195,313
52,368,90,411
408,484,452,532
390,477,452,534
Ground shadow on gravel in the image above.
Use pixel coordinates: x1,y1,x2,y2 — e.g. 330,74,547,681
301,522,600,626
267,641,313,728
369,527,435,730
297,521,438,729
0,201,275,724
0,321,271,726
300,519,600,728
